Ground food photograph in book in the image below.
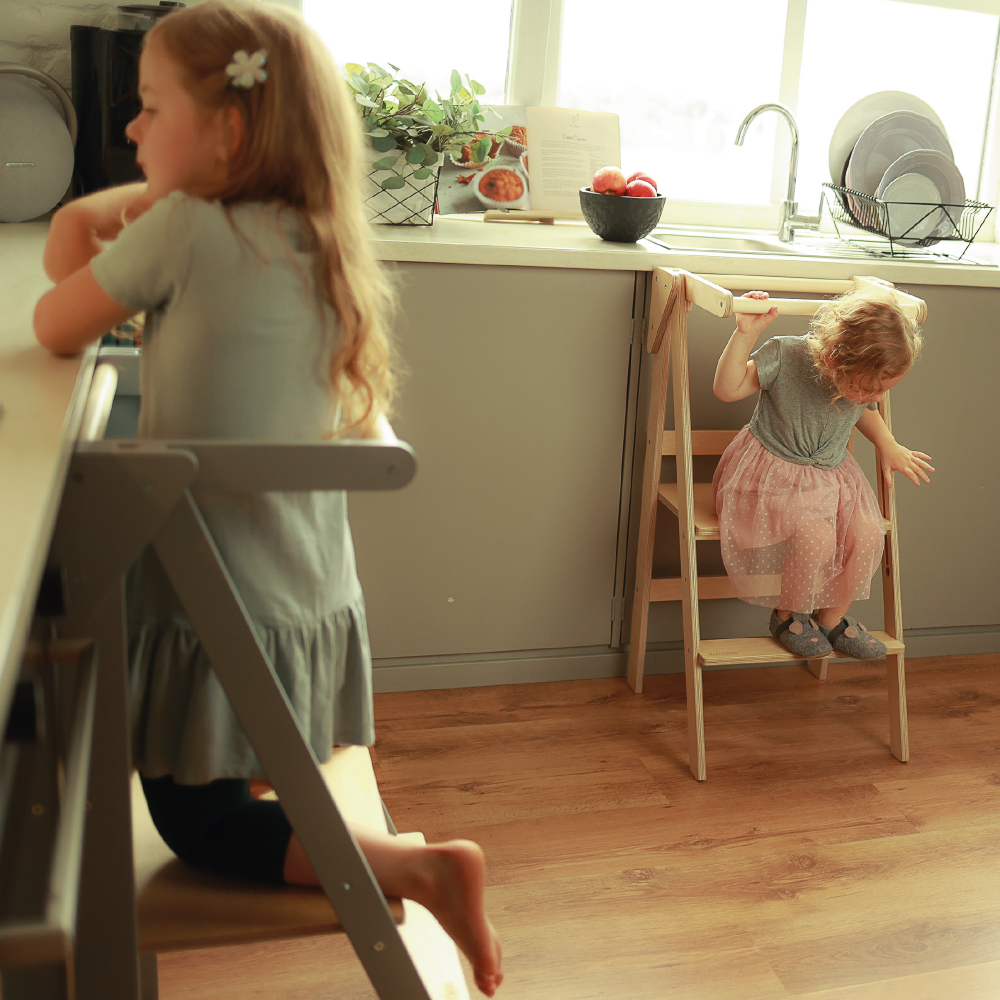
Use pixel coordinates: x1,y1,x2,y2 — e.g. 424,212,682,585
436,105,530,215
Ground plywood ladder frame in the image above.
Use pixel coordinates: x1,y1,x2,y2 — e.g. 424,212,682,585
628,269,917,780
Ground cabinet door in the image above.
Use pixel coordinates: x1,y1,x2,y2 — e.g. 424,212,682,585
349,262,636,659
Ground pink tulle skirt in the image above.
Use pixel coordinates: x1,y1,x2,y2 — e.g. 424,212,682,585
712,426,884,613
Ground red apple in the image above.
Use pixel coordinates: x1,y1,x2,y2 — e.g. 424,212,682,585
625,179,657,198
627,171,658,191
592,166,627,196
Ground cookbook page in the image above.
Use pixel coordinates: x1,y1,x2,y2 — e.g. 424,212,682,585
525,107,621,214
436,106,529,215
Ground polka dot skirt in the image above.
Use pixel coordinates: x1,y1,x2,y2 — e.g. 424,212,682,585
712,426,884,613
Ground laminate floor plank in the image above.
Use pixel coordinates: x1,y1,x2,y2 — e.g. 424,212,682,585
873,771,1000,833
157,653,1000,999
792,960,1000,999
450,788,919,888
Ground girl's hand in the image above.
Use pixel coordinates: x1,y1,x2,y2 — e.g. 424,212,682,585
879,442,935,488
736,290,779,338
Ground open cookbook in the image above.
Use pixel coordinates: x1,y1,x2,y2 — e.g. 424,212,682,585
436,106,621,216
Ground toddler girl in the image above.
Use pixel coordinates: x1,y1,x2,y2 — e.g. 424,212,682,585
34,2,502,994
712,287,932,659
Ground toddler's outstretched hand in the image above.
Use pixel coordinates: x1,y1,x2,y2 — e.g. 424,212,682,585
736,290,779,339
879,442,934,488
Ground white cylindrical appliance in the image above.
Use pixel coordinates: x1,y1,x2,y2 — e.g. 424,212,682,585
0,64,78,223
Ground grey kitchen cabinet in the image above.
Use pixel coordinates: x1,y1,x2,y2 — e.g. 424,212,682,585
348,261,639,662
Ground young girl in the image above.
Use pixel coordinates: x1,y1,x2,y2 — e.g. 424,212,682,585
712,287,933,659
34,2,503,994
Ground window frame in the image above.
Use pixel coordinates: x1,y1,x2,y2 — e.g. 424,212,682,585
512,0,1000,234
292,0,1000,235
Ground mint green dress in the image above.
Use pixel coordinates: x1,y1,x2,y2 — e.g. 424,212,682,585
90,192,375,785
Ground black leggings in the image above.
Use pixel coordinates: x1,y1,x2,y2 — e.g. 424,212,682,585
141,775,293,885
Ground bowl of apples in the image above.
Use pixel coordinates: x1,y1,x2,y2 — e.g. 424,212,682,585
579,167,665,242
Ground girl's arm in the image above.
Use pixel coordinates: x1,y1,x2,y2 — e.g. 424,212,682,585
43,183,152,282
856,406,935,488
34,267,133,356
713,290,778,402
37,184,155,356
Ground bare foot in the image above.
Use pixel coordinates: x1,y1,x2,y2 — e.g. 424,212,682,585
409,840,504,997
284,830,503,995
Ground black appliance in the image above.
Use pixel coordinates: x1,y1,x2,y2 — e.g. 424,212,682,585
71,25,144,194
70,4,185,194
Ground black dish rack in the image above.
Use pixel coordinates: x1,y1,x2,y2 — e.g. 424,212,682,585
820,182,993,261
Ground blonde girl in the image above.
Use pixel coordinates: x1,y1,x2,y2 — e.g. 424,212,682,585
712,288,932,660
34,2,502,993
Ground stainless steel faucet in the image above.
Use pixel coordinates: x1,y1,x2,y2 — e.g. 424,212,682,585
735,103,820,243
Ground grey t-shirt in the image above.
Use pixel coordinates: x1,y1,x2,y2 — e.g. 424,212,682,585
748,334,877,470
90,192,362,625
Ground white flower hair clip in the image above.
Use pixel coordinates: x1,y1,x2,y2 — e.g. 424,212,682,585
226,49,268,89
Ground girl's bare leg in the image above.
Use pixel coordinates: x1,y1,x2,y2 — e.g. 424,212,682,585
776,518,837,620
814,603,850,629
283,828,503,997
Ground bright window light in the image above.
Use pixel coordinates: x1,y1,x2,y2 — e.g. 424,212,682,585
558,0,787,206
797,0,999,205
302,0,513,104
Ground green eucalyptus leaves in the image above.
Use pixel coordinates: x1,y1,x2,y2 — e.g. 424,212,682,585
343,63,511,190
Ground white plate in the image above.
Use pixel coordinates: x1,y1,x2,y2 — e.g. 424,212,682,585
876,148,966,242
878,172,943,244
845,110,953,198
828,90,947,186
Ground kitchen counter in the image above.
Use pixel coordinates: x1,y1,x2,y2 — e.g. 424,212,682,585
2,213,997,705
371,215,1000,288
363,216,1000,686
0,221,96,718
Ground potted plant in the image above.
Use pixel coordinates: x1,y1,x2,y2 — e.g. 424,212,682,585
343,63,511,225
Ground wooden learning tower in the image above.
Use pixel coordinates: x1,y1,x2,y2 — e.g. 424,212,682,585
627,269,926,781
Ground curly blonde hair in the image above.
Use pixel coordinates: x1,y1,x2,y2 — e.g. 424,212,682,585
147,0,396,435
808,286,922,401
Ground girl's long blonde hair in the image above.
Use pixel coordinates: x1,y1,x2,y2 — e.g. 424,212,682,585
147,0,395,434
808,286,922,400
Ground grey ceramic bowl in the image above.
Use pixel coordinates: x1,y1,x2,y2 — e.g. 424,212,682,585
579,187,666,243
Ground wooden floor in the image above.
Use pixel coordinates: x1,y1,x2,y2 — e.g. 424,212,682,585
159,652,1000,999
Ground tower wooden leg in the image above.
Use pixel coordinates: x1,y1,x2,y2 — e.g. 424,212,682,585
685,652,706,781
886,652,909,762
807,658,828,680
876,393,908,764
626,495,655,695
627,344,671,695
670,291,705,781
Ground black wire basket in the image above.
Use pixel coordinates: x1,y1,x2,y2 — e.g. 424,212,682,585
821,182,993,260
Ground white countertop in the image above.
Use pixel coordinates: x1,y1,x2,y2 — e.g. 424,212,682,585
0,222,94,713
372,215,1000,288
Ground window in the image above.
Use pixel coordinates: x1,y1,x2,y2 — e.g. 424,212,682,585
296,0,1000,228
302,0,513,104
796,0,998,204
559,0,788,207
558,0,1000,226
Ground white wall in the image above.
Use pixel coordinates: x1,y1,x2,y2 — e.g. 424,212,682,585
1,1,118,93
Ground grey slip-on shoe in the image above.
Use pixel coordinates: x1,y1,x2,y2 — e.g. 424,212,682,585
769,609,833,657
818,616,888,660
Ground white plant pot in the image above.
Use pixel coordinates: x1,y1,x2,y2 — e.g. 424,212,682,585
363,149,441,225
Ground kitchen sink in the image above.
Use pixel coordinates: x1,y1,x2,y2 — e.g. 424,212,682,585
645,225,995,265
647,226,843,257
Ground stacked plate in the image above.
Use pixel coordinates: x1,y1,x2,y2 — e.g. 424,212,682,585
830,91,965,246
